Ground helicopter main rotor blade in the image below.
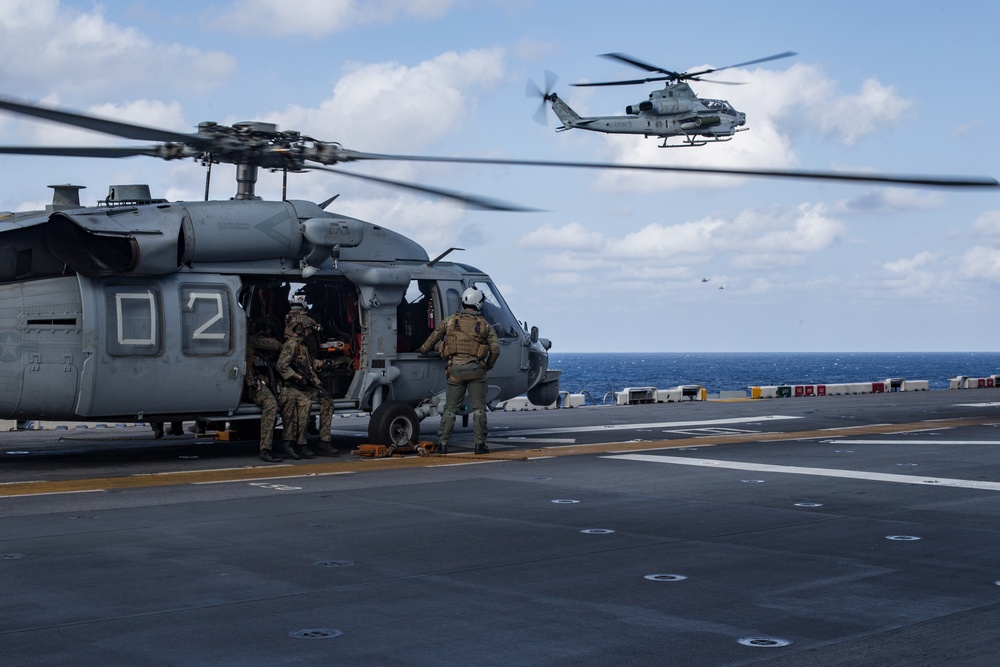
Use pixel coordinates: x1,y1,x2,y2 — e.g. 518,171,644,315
683,51,798,80
311,165,541,212
0,96,198,144
0,145,162,158
580,51,798,86
572,76,674,88
600,52,680,76
335,151,1000,189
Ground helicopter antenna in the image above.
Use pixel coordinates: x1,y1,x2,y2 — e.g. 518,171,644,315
319,194,340,209
428,247,464,267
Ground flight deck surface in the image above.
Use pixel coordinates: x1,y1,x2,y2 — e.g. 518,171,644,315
2,390,1000,665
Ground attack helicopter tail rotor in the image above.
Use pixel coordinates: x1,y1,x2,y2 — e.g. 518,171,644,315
526,70,559,125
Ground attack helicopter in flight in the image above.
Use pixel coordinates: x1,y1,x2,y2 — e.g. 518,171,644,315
529,51,796,147
0,94,995,446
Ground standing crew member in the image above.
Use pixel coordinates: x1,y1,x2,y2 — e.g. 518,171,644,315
275,315,338,458
418,287,500,454
246,318,283,463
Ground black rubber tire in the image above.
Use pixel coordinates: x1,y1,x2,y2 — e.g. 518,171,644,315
367,401,421,445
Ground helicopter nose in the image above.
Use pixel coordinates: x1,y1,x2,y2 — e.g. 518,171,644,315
738,113,746,126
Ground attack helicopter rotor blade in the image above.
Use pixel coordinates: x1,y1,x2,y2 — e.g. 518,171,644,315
526,70,559,125
0,145,163,158
310,165,541,212
579,51,797,86
683,51,798,80
572,75,674,87
333,151,1000,189
571,52,682,87
599,52,680,76
525,79,549,125
0,95,198,144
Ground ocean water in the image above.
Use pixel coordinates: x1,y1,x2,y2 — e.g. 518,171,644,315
549,352,1000,396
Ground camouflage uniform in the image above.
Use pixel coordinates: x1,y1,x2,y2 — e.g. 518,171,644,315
245,333,281,452
276,317,335,451
418,306,500,453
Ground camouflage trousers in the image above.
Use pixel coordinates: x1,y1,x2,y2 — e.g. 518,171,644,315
439,361,488,446
279,386,334,445
247,383,278,449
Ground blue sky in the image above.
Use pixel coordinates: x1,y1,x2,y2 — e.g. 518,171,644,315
1,0,998,352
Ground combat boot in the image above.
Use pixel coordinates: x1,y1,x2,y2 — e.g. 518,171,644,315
474,442,489,455
259,449,283,463
438,442,448,455
316,441,339,456
279,440,301,460
299,445,316,459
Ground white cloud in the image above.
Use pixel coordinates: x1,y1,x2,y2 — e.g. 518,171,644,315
0,0,236,99
205,0,456,38
972,210,1000,237
519,203,845,290
960,246,1000,282
267,49,505,152
518,222,605,250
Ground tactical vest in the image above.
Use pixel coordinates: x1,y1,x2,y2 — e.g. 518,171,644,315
441,312,490,360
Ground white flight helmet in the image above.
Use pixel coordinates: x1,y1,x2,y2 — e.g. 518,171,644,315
461,287,485,311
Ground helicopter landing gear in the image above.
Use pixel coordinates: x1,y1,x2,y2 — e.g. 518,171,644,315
368,400,421,446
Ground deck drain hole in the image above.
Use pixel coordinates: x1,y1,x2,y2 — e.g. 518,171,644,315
886,535,921,541
315,560,354,568
289,628,343,640
794,503,823,508
551,499,579,504
0,553,26,560
738,637,791,648
580,528,615,535
644,574,687,582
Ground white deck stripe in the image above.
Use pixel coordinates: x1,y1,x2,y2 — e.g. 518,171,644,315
825,440,1000,446
502,415,800,437
603,454,1000,491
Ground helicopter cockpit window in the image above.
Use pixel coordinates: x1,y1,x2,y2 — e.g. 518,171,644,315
471,281,521,339
703,99,736,116
105,284,163,357
396,280,435,354
180,285,233,356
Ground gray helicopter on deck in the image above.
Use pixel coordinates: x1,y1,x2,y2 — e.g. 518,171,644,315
0,94,996,446
530,52,796,147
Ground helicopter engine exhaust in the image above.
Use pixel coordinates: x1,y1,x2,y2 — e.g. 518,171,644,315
625,100,654,115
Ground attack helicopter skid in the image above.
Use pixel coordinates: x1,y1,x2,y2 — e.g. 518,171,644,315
0,94,996,447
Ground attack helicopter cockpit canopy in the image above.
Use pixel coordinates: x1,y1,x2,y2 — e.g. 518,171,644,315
0,94,996,446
